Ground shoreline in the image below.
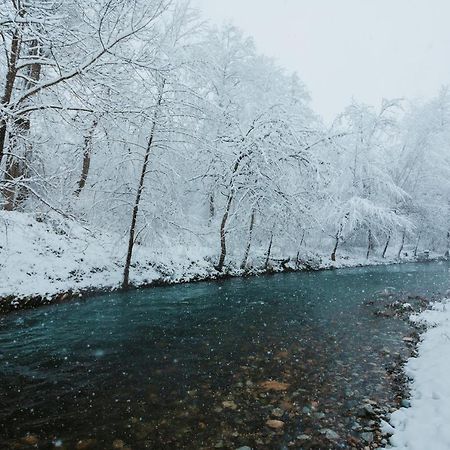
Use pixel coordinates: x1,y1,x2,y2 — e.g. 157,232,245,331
1,255,447,316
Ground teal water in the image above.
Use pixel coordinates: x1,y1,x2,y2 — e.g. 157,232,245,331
0,262,449,449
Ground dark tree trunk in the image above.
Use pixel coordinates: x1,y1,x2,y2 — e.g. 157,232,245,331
216,191,234,272
264,231,274,270
75,120,98,196
3,39,42,210
446,231,450,258
0,29,21,166
208,192,215,224
123,85,164,289
382,234,390,258
366,228,373,259
240,209,256,270
331,231,339,261
397,229,406,260
215,148,249,272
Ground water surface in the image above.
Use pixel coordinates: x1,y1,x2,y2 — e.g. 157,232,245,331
1,262,449,449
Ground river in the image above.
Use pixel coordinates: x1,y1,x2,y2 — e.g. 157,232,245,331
1,261,449,449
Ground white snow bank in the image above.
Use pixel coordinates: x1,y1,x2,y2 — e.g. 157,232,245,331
0,211,213,302
389,297,450,450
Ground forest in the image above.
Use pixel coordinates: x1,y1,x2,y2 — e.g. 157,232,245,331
1,0,449,294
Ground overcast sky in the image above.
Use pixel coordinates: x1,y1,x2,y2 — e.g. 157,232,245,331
192,0,450,122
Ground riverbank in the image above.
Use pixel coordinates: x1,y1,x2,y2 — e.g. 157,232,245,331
387,298,450,450
1,211,446,314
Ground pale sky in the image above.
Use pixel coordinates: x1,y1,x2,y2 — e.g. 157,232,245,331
192,0,450,122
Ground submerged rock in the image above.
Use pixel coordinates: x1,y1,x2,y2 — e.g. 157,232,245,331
266,419,285,429
21,434,39,446
75,439,96,450
222,400,238,410
112,439,125,449
259,380,290,391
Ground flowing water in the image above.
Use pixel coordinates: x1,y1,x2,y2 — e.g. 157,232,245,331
0,261,449,450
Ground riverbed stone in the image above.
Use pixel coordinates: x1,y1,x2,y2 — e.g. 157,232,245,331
320,428,339,440
112,439,125,449
266,419,285,429
21,434,39,445
361,432,374,443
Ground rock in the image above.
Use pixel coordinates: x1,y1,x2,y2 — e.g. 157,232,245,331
358,403,376,418
259,380,290,391
112,439,125,449
75,439,96,450
315,412,325,419
297,434,311,441
321,429,339,440
236,447,253,450
21,434,39,446
222,400,238,410
302,406,311,414
271,407,284,418
361,432,374,443
266,419,285,429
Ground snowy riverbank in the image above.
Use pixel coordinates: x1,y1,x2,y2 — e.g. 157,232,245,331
388,298,450,450
0,211,445,313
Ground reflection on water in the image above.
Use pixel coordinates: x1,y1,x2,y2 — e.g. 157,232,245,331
0,262,449,449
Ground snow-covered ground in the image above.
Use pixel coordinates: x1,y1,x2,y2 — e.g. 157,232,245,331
0,210,440,311
0,211,214,306
388,298,450,450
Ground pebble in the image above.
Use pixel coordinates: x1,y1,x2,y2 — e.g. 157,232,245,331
266,419,285,430
75,439,96,450
361,432,374,443
321,428,339,440
297,434,311,441
222,400,238,410
21,434,39,445
271,407,284,418
260,380,290,391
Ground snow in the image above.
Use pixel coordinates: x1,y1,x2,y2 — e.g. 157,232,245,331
0,211,213,303
389,298,450,450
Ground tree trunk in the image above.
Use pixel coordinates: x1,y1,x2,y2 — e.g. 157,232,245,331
0,29,21,166
216,191,234,272
215,148,249,272
123,85,164,289
397,229,406,260
366,228,373,259
264,231,274,270
414,231,421,258
331,231,339,261
382,234,390,258
3,39,42,209
240,208,255,270
208,192,215,224
75,119,98,196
